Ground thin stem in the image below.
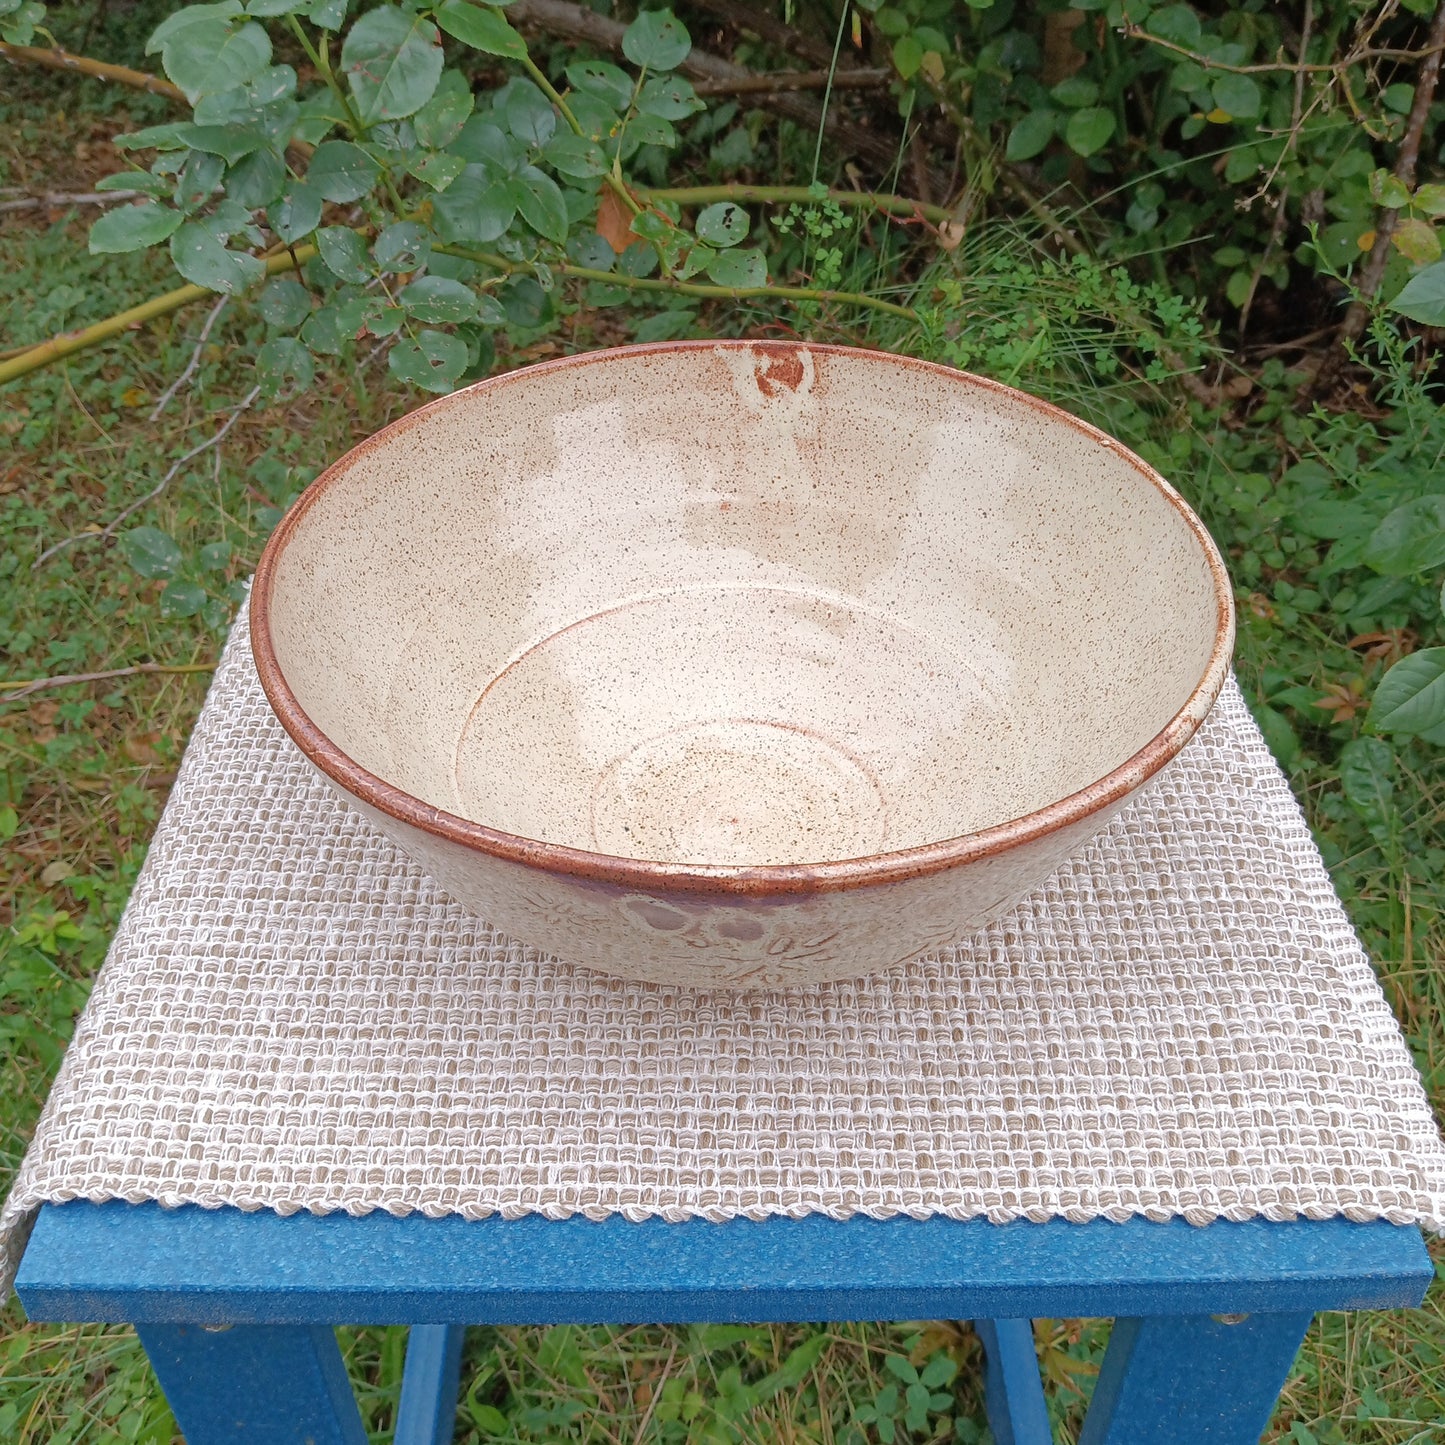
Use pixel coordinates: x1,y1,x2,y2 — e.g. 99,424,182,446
434,242,918,320
640,184,951,228
519,39,641,217
1,663,216,702
0,246,316,388
34,387,262,568
810,1,850,187
1120,23,1445,75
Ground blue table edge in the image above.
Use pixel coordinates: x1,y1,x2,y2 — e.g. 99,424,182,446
16,1202,1432,1326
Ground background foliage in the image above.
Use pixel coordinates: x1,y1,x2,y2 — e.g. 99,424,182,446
4,0,1445,1441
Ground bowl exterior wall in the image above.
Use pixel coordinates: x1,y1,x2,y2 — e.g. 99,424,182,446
330,771,1124,988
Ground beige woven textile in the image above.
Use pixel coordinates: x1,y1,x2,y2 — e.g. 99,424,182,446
5,601,1445,1291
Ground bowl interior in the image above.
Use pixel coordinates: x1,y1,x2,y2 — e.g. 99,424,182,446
263,344,1224,868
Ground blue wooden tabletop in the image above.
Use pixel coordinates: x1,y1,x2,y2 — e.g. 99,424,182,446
17,1201,1432,1327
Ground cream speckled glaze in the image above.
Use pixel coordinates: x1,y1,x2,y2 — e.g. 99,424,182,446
252,341,1234,988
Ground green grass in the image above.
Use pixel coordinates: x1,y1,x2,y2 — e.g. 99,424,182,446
3,56,1445,1445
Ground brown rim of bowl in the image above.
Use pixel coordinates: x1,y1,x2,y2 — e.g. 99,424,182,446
251,339,1236,899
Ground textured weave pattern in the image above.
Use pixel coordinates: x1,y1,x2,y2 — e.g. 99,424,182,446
4,602,1444,1289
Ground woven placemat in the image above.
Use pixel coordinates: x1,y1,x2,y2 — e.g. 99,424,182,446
5,600,1444,1290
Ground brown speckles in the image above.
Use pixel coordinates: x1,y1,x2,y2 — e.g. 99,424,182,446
251,339,1233,987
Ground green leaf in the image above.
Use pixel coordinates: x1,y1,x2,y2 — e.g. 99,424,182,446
413,70,475,149
1393,218,1442,265
1338,736,1395,823
1146,3,1201,44
892,34,923,80
920,1355,957,1390
305,140,380,203
160,581,208,619
1064,107,1115,157
1389,260,1445,325
115,122,195,152
637,75,702,119
884,1355,920,1386
255,335,314,395
316,225,372,282
510,165,568,244
89,202,184,254
341,7,444,125
565,60,632,109
696,201,749,247
622,7,690,70
389,329,470,392
1371,648,1445,734
147,2,242,55
432,166,517,243
120,526,183,579
95,170,171,195
543,133,607,179
227,147,286,208
0,807,17,842
269,181,323,244
468,1403,509,1435
178,122,269,163
1006,108,1056,162
503,81,557,147
435,0,526,59
399,275,479,322
170,222,265,292
174,150,225,211
1413,183,1445,217
308,0,347,28
705,246,766,287
1210,74,1261,120
257,276,312,329
407,151,467,191
1050,76,1098,108
199,541,233,572
1253,703,1300,770
163,19,272,104
373,220,431,271
301,299,367,353
1363,496,1445,576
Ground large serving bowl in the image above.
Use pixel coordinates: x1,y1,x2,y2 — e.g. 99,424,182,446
252,341,1233,988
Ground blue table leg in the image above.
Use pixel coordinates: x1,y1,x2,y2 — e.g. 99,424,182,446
395,1324,467,1445
1078,1311,1314,1445
975,1318,1052,1445
134,1322,368,1445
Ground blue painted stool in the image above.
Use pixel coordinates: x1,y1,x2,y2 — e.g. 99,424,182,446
16,1199,1431,1444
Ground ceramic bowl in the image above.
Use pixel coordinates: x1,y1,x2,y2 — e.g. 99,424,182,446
252,341,1233,988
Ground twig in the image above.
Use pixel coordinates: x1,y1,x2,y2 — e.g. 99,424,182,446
1324,0,1445,377
33,386,261,569
0,245,314,387
1120,22,1445,75
149,295,229,421
435,243,919,321
1,662,215,702
640,183,950,226
630,1341,676,1445
693,68,889,96
0,40,188,103
0,189,144,213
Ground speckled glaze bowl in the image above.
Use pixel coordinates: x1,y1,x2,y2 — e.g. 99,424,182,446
252,341,1233,988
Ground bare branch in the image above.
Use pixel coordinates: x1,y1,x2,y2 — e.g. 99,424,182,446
0,188,144,213
1,662,215,702
33,386,261,570
149,296,229,421
694,68,890,97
